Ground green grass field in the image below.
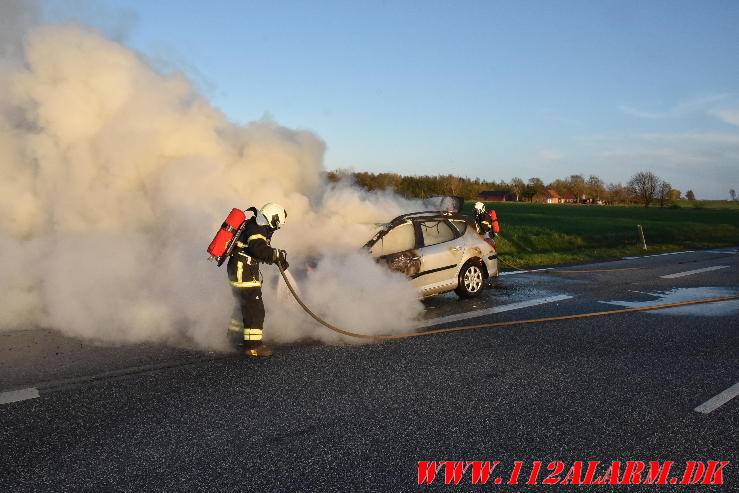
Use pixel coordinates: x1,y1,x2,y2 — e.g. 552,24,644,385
669,199,739,210
463,201,739,268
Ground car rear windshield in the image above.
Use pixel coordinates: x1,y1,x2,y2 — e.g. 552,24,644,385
419,221,456,247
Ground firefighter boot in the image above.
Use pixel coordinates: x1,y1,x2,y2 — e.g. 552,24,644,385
243,341,273,357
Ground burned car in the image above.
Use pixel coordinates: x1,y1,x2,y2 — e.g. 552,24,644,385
363,210,499,298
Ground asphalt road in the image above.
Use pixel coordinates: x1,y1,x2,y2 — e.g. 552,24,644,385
1,247,737,491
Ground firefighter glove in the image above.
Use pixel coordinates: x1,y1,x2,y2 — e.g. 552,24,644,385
274,249,289,270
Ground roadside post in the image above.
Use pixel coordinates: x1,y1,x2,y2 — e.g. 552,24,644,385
637,224,647,250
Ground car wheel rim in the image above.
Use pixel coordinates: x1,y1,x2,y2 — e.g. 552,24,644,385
464,265,483,292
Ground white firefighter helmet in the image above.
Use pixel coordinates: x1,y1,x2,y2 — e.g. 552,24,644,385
474,201,486,213
260,202,287,230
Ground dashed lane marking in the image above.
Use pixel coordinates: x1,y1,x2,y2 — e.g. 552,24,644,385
660,265,730,279
418,294,573,328
622,250,695,260
694,381,739,414
500,268,553,276
0,387,40,405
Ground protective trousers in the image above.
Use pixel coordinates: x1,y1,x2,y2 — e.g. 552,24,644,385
228,286,265,347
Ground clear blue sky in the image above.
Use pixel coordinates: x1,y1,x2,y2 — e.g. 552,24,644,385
53,0,739,198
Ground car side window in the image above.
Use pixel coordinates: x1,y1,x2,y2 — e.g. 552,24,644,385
450,220,467,235
373,223,416,257
419,221,456,247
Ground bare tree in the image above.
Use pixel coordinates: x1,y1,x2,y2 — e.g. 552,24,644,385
604,183,626,204
510,177,526,202
731,189,737,201
627,171,660,207
686,190,696,201
657,180,672,207
568,174,586,201
585,175,605,202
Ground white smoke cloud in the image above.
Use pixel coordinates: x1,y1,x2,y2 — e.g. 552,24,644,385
267,253,422,345
0,9,425,350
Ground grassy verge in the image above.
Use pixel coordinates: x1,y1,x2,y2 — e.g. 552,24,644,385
668,199,739,210
463,201,739,268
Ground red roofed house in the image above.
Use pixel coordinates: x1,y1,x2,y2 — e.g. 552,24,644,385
561,192,578,203
534,189,561,204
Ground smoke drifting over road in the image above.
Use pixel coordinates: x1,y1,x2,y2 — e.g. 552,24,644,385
0,2,424,350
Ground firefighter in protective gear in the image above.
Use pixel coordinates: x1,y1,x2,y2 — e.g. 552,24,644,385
227,203,288,357
473,201,493,237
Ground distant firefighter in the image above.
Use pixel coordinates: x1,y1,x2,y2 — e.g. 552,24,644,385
473,201,493,236
226,203,289,357
473,201,500,238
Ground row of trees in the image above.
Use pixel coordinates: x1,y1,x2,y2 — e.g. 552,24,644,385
326,171,510,200
327,170,694,207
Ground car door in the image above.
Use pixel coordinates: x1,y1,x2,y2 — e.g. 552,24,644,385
412,219,465,294
370,222,422,277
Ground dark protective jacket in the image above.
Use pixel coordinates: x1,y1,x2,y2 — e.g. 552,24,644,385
475,211,492,235
226,216,276,288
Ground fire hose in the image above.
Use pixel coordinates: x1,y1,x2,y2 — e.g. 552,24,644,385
276,264,739,341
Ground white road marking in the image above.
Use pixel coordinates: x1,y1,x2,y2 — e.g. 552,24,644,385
660,265,729,279
622,250,695,260
694,381,739,414
705,249,738,255
499,268,554,276
601,287,739,316
0,387,40,405
418,294,573,328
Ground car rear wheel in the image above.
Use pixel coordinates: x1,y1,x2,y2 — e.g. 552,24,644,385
455,261,485,298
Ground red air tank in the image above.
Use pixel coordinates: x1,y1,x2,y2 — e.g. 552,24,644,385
489,210,500,234
207,208,246,263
